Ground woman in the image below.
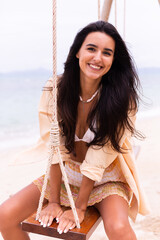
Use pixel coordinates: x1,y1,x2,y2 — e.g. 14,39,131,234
0,21,150,240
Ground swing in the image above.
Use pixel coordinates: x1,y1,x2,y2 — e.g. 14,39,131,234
22,206,101,240
22,0,140,239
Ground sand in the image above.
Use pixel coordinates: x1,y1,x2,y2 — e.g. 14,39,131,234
0,115,160,240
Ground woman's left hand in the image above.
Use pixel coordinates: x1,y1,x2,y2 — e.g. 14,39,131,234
57,208,85,234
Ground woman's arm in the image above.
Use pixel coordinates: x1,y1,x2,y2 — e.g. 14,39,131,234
57,175,95,234
38,164,63,227
49,164,62,203
75,175,95,211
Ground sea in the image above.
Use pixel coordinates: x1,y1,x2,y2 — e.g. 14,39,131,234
0,68,160,150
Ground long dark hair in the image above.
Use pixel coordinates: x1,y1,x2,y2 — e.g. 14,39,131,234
57,21,141,154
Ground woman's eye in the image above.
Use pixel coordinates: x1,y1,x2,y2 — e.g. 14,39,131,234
103,51,111,56
87,47,95,52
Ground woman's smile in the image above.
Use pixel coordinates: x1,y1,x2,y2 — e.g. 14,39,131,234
88,63,103,70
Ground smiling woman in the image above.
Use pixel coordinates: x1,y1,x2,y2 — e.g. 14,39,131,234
0,21,150,240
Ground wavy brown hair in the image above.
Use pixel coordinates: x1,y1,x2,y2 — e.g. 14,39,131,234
56,21,142,154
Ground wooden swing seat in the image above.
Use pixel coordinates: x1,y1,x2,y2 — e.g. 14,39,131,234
22,206,101,240
22,145,140,239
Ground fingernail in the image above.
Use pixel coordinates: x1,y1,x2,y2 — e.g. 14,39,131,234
57,228,62,234
39,219,41,223
56,218,59,223
47,223,50,227
64,229,67,233
40,222,43,225
43,224,46,228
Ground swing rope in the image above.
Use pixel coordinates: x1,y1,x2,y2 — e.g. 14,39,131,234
98,0,100,20
36,0,80,229
114,0,117,28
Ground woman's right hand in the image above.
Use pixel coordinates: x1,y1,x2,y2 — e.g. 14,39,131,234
38,202,63,227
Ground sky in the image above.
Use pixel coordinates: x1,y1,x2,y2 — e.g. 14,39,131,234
0,0,160,73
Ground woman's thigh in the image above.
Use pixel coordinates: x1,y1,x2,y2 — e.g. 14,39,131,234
95,194,130,233
0,183,47,228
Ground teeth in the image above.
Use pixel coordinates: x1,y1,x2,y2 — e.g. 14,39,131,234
89,64,101,70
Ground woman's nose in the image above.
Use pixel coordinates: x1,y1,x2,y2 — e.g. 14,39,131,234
93,51,102,62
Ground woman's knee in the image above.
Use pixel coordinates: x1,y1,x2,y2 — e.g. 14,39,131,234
0,200,18,230
0,184,43,232
104,217,131,238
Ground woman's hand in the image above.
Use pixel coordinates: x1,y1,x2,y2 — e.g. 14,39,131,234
37,202,63,227
57,208,85,234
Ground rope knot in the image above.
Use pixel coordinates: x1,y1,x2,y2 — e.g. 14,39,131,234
50,121,60,147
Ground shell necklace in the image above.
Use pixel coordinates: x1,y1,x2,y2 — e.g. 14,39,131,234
79,88,99,103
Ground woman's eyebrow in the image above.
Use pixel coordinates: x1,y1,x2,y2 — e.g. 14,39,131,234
86,43,114,53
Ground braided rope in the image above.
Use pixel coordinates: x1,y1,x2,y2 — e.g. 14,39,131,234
56,148,80,228
52,0,57,122
36,144,54,220
36,0,80,228
98,0,100,20
115,0,117,28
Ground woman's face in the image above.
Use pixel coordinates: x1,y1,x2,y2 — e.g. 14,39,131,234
76,31,115,83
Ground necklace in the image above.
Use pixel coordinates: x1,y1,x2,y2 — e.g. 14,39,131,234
79,88,99,103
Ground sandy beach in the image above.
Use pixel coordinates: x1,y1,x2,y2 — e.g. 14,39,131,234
0,115,160,240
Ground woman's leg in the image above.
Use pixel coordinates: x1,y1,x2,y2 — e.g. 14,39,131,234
0,183,47,240
95,195,137,240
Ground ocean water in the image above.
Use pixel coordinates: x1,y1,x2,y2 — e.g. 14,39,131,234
0,68,160,150
138,69,160,118
0,70,51,150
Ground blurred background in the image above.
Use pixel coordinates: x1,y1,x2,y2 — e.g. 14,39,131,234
0,0,160,150
0,2,160,239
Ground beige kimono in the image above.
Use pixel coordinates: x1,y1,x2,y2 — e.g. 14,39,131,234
16,79,150,222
